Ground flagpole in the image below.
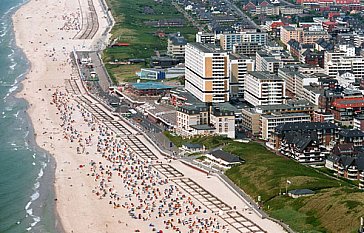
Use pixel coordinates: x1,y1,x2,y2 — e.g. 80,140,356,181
285,181,288,195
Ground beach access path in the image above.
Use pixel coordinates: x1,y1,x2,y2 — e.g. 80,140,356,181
13,0,286,232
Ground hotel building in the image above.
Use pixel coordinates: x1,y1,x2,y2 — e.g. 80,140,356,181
244,71,286,106
185,43,230,103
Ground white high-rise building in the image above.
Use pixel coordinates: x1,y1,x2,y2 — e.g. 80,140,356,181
244,71,286,106
229,54,255,97
185,43,230,103
324,50,364,78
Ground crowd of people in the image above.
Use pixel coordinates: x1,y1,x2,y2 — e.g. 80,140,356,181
60,12,81,31
52,89,232,233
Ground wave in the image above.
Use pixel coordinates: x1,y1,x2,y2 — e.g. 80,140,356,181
0,23,8,38
7,49,15,57
9,63,17,70
37,168,44,180
0,0,27,21
5,106,13,112
14,110,20,118
3,83,19,99
24,164,45,231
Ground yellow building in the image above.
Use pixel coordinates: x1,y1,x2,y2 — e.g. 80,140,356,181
185,43,230,103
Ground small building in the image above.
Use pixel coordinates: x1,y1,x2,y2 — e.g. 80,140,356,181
181,143,205,154
138,68,166,80
206,150,243,168
150,56,180,68
167,32,187,61
288,189,315,198
128,82,174,96
334,155,364,180
338,129,364,147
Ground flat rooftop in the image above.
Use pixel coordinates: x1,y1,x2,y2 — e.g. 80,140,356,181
189,42,225,53
248,71,282,81
131,82,174,90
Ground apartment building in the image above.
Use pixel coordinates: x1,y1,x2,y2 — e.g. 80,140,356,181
302,85,323,105
324,55,364,78
261,113,311,141
229,54,255,97
196,31,216,44
338,129,364,147
354,115,364,131
176,103,236,138
281,26,329,45
279,131,329,164
278,67,319,98
210,106,236,138
333,156,364,181
241,108,261,135
331,96,364,125
302,30,330,45
272,122,339,150
256,51,284,74
220,32,267,51
280,26,303,46
232,42,263,56
244,71,286,106
185,43,230,103
176,104,209,136
255,99,315,115
167,33,187,61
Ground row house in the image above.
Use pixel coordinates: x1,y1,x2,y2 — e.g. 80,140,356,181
271,122,339,150
338,129,364,146
333,155,364,181
279,131,329,164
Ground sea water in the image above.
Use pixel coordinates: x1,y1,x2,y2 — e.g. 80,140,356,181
0,1,58,232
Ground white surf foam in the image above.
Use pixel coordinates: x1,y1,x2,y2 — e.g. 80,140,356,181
8,85,18,94
33,181,40,190
14,110,20,118
30,191,39,202
9,62,17,70
25,201,31,210
7,49,14,57
37,168,43,180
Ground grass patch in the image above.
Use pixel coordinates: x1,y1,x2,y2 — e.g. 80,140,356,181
163,131,231,149
223,141,364,233
105,63,143,84
104,0,197,62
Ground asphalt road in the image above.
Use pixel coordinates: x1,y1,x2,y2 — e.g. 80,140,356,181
224,0,260,29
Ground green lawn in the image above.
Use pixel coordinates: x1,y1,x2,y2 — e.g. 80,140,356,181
164,133,364,233
223,142,364,233
164,131,231,149
104,0,197,62
105,63,143,84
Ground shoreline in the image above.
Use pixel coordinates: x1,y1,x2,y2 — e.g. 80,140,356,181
4,0,64,231
9,0,66,231
12,0,111,231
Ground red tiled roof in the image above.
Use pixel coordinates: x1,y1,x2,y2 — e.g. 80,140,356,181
332,97,364,108
259,0,270,6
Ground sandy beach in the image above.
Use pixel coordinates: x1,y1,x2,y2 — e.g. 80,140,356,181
13,0,287,232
